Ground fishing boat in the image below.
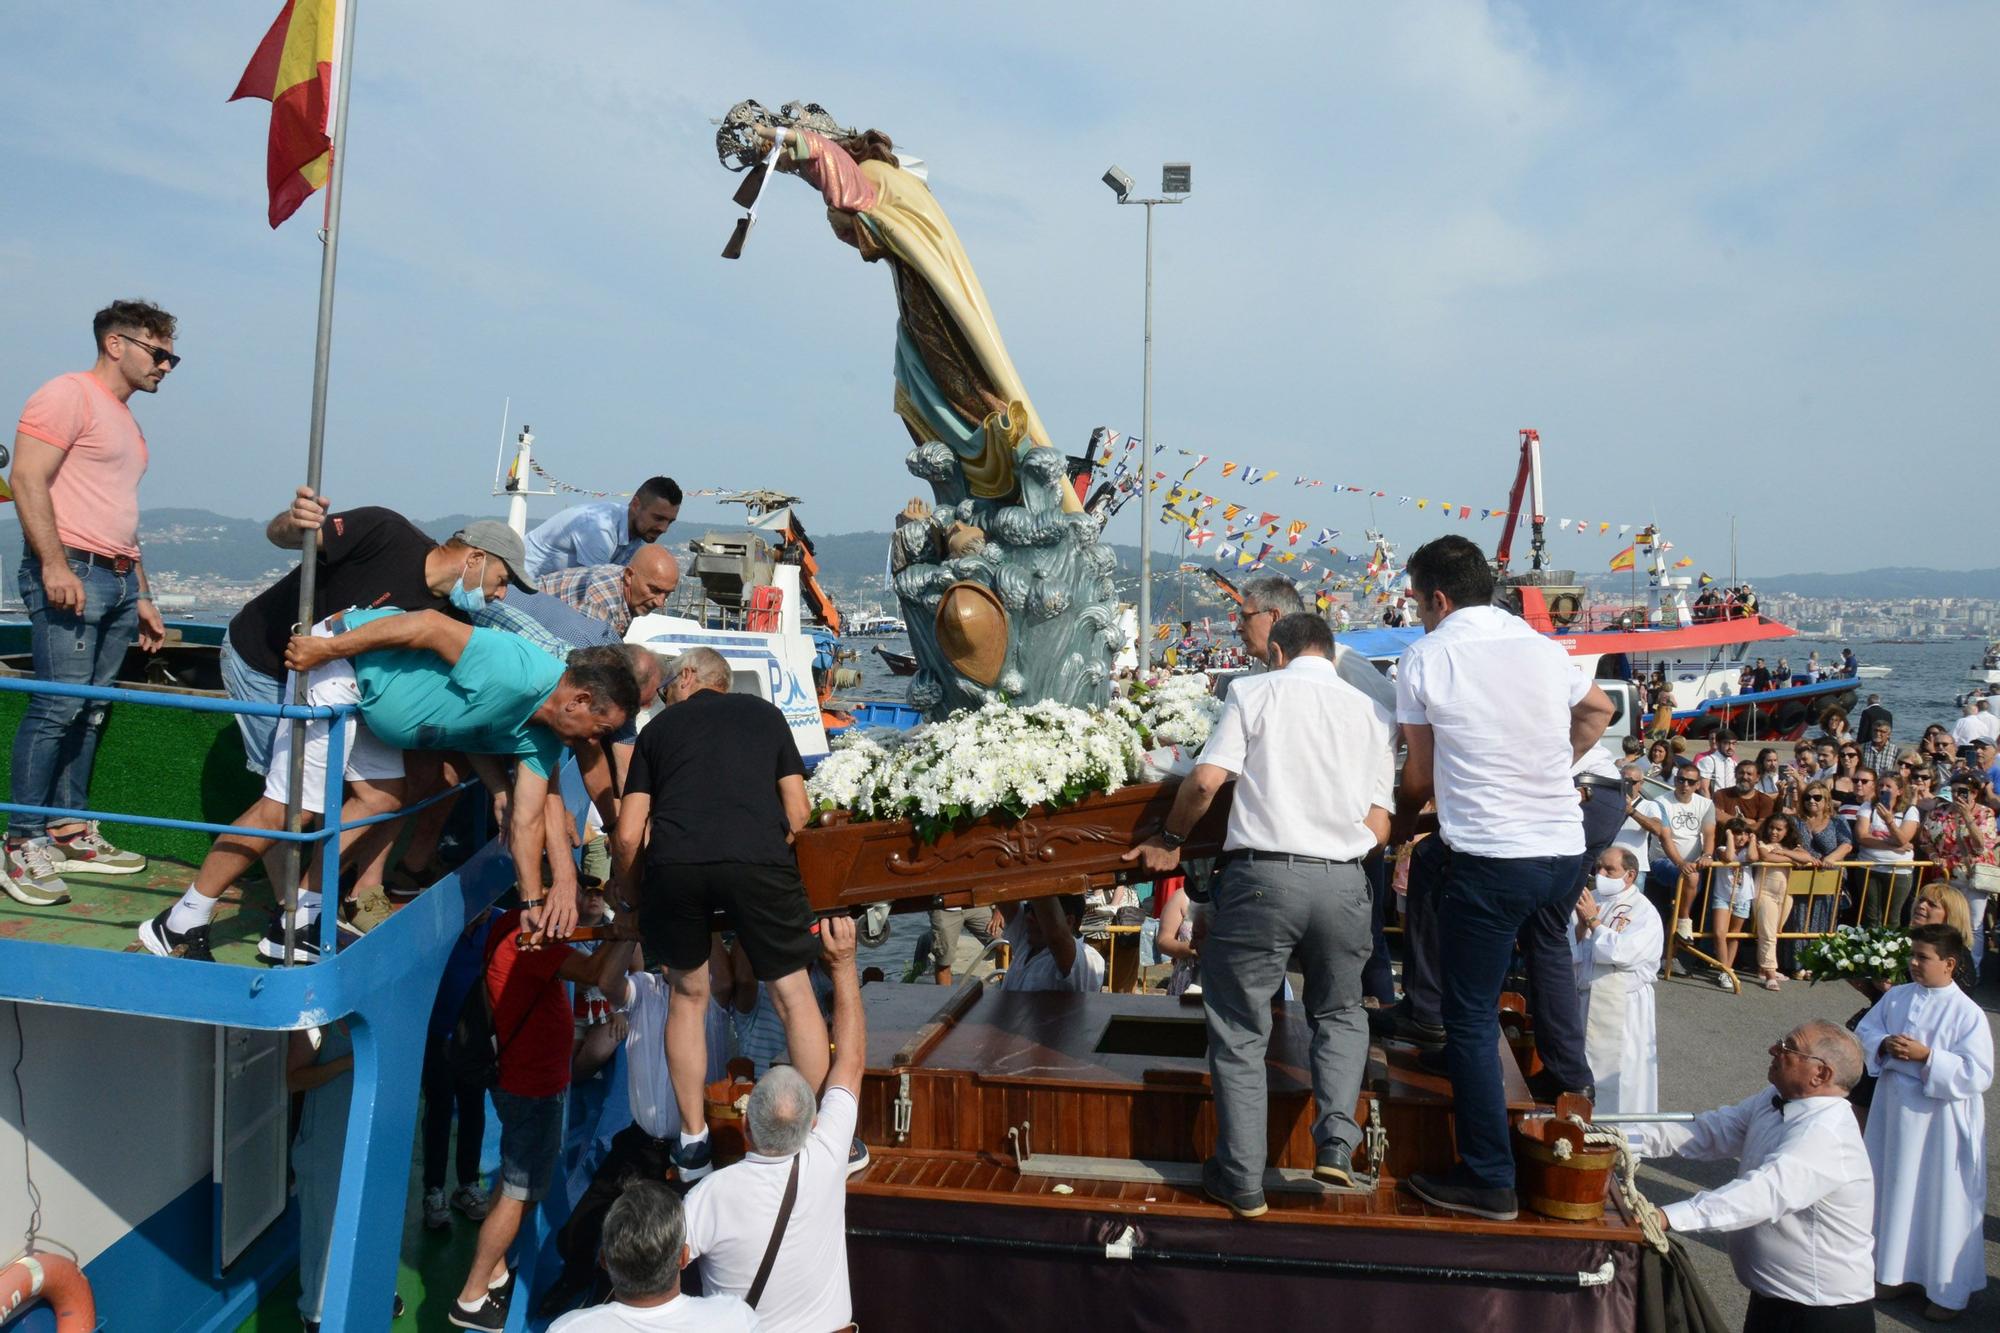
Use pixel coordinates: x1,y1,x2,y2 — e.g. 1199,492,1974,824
844,611,907,637
873,644,920,676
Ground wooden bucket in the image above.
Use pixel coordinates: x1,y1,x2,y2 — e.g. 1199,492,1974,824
704,1058,757,1167
1513,1114,1616,1221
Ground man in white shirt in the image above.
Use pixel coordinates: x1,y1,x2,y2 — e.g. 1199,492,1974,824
1128,613,1396,1219
1972,699,2000,748
525,477,682,581
1632,1021,1875,1333
683,916,863,1333
1393,536,1614,1221
1693,728,1739,796
549,1181,760,1331
1221,575,1396,711
1948,701,1985,752
998,895,1107,993
1570,848,1662,1114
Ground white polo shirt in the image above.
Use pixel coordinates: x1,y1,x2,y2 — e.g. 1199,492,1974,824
998,915,1109,993
548,1291,761,1330
683,1087,856,1333
1200,654,1396,862
1395,605,1589,858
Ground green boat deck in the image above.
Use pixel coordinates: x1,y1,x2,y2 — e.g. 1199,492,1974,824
0,854,277,960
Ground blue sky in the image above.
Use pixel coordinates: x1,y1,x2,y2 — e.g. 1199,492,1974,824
1,1,1993,577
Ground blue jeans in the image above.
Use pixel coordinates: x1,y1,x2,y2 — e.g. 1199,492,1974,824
1439,850,1585,1189
219,636,283,774
8,555,140,840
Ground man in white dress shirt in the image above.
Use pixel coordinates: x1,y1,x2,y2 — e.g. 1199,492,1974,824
1632,1021,1875,1333
524,477,683,581
1570,847,1662,1114
998,895,1107,993
1127,612,1396,1219
1394,535,1614,1220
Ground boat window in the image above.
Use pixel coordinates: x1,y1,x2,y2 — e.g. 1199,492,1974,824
215,1026,291,1268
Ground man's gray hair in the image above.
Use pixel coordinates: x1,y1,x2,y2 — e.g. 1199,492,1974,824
1795,1020,1864,1092
746,1064,816,1157
1602,846,1639,875
621,644,662,696
599,1181,686,1298
1240,576,1304,618
672,645,732,690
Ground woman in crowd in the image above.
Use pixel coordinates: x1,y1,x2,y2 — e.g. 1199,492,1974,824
1855,923,1992,1322
1910,882,1977,994
1156,883,1202,996
1709,817,1757,989
1645,737,1674,783
1928,774,1996,980
1818,707,1852,745
1831,742,1863,799
1749,815,1812,991
1786,781,1853,978
1753,748,1783,795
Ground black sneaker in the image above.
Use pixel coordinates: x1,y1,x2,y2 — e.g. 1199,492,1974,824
1526,1071,1595,1106
1391,1005,1447,1050
447,1294,505,1331
673,1135,713,1183
846,1136,871,1179
1406,1170,1519,1221
1199,1156,1267,1219
138,908,214,962
1313,1146,1355,1188
256,915,322,965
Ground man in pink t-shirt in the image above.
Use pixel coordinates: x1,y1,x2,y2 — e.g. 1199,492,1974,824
4,300,175,907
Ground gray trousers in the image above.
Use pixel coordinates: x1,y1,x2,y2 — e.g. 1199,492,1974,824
1202,856,1373,1193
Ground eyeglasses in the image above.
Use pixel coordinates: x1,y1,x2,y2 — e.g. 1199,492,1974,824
1804,794,1826,803
1772,1037,1830,1069
113,331,180,369
1674,776,1698,785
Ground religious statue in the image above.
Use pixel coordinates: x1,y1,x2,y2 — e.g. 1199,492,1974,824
718,100,1120,719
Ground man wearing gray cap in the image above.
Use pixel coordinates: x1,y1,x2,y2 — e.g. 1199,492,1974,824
222,490,532,777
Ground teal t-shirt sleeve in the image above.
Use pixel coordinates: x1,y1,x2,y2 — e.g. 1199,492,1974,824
341,606,405,630
451,627,567,775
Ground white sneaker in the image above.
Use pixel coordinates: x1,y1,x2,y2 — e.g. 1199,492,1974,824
4,838,72,906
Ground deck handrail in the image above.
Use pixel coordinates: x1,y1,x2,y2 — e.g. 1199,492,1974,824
0,672,342,719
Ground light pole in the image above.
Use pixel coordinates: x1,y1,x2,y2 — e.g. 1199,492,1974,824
1105,162,1190,667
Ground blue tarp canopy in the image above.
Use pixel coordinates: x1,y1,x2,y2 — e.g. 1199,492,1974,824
1336,625,1425,661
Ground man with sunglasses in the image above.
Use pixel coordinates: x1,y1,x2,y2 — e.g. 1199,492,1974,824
1631,1021,1875,1332
1629,759,1716,953
5,301,176,907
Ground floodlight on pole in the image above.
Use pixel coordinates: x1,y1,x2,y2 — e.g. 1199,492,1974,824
1106,160,1190,668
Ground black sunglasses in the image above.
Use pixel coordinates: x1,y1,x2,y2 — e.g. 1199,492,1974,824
114,331,180,369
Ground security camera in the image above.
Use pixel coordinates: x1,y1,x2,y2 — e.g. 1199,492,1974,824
1103,165,1134,201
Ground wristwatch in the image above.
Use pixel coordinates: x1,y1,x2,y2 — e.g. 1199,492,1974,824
1158,828,1187,849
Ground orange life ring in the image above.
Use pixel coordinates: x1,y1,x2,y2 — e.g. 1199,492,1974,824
1,1252,96,1332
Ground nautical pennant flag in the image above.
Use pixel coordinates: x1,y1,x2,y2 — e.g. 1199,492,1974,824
1458,506,1471,519
1398,496,1411,506
1275,551,1297,563
1216,542,1239,561
1312,526,1337,547
1286,520,1308,545
1222,503,1242,521
1416,499,1427,509
1181,454,1209,479
231,0,349,228
1598,522,1610,534
1609,544,1636,572
1673,557,1693,568
1252,541,1273,566
1220,462,1239,479
1236,547,1258,568
1190,527,1215,548
1258,512,1279,527
1153,442,1165,454
1618,523,1632,536
1698,571,1714,586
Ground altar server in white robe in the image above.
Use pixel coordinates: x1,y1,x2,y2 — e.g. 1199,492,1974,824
1853,922,1993,1320
1571,846,1663,1113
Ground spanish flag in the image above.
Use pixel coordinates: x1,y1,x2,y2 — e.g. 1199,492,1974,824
231,0,346,228
1609,544,1636,572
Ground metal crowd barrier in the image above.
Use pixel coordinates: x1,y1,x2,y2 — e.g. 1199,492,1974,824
1662,857,1935,991
0,674,479,963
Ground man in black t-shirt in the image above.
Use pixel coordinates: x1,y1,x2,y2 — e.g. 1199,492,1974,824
610,646,826,1184
223,488,525,773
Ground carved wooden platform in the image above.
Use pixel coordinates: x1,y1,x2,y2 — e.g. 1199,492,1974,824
796,780,1234,914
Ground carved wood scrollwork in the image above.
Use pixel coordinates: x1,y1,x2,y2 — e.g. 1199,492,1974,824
885,819,1124,876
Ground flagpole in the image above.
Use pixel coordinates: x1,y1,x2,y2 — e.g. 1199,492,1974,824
279,0,359,967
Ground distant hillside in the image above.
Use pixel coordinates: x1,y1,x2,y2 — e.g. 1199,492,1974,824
1747,568,2000,599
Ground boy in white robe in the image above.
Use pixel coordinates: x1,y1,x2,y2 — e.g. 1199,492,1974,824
1854,922,1993,1320
1571,847,1663,1113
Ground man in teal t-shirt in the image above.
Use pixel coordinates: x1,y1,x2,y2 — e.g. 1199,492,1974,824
140,608,640,964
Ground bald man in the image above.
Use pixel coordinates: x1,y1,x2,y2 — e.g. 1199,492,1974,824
537,547,680,638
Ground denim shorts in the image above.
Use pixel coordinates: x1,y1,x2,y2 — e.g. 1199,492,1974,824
493,1088,566,1202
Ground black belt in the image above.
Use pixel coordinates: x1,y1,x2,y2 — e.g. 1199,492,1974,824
59,545,135,574
1575,775,1625,792
1222,849,1363,866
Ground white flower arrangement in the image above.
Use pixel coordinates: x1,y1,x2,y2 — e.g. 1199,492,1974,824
808,699,1145,841
1795,925,1914,984
1122,672,1223,751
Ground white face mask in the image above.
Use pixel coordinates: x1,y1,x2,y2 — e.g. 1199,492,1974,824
1594,873,1627,897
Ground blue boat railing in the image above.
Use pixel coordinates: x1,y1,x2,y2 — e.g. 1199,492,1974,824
0,674,481,963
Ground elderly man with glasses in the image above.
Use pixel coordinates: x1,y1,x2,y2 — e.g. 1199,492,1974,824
1630,1021,1876,1333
